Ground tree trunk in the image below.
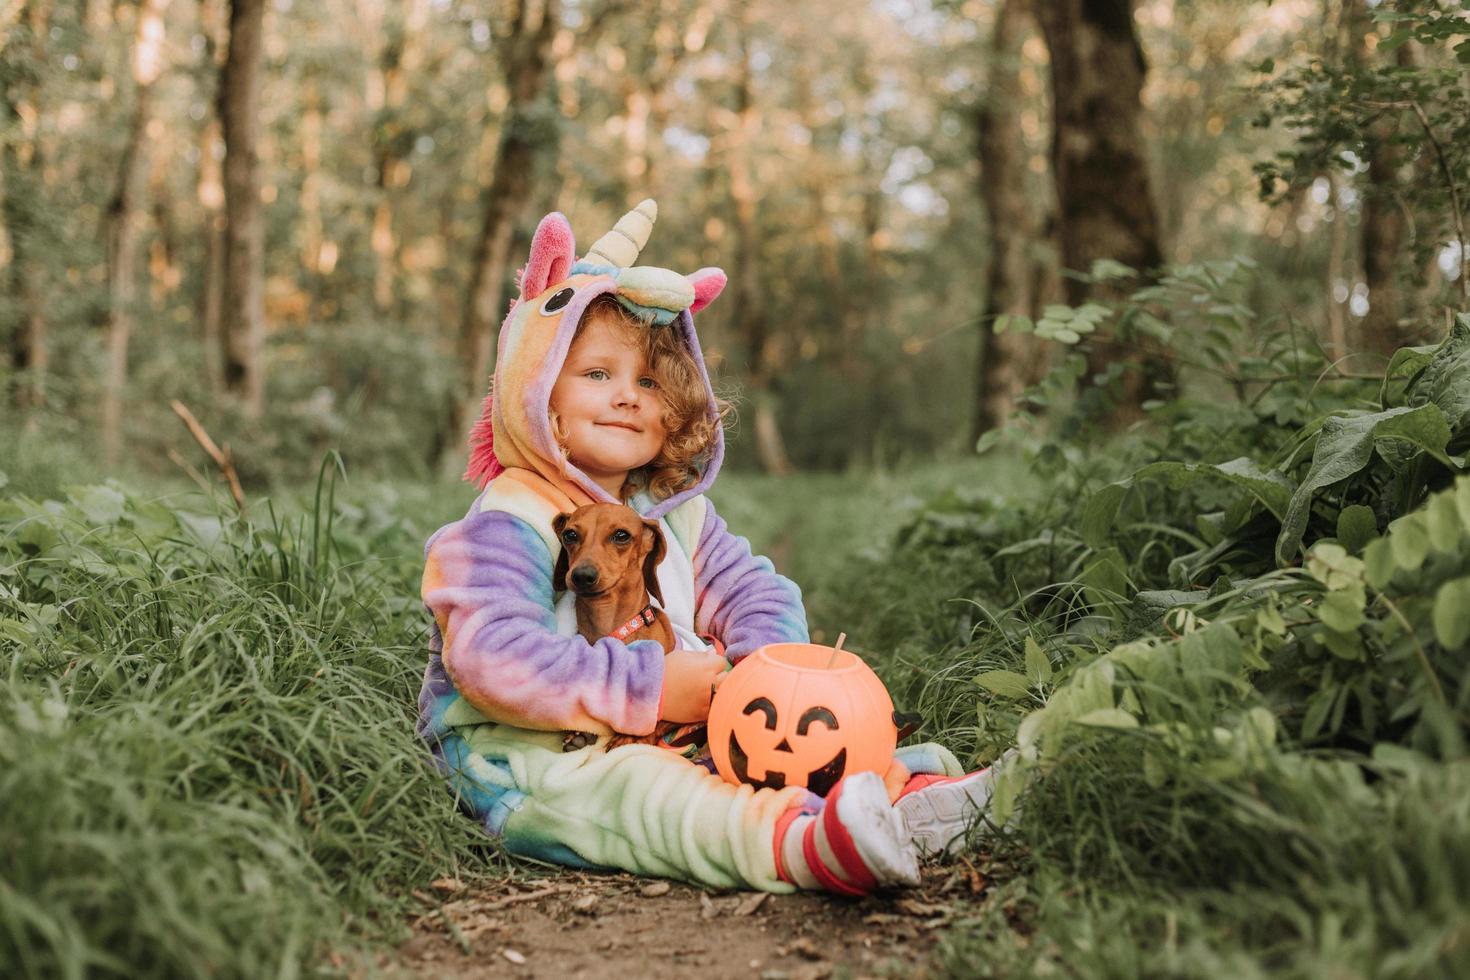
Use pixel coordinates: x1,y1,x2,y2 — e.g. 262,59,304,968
617,9,688,201
447,0,559,464
367,0,426,315
194,0,227,388
3,0,50,413
198,114,227,387
1326,171,1348,361
793,65,857,383
974,0,1047,438
84,0,112,30
148,184,181,304
219,0,267,416
1034,0,1166,425
298,75,324,280
1358,38,1418,356
101,0,169,467
729,10,791,475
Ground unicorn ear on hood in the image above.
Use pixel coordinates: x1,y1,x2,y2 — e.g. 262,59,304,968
519,212,576,300
688,267,727,314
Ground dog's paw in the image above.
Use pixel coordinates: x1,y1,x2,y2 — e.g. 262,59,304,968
561,731,598,752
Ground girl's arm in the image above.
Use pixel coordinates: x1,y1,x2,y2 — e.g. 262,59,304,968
423,506,665,735
691,500,810,661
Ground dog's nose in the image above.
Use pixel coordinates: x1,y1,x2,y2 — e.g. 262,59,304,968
570,565,599,591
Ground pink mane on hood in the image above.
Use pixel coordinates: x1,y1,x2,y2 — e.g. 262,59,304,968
464,383,504,489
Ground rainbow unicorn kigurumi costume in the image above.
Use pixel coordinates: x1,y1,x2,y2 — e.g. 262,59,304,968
416,201,963,889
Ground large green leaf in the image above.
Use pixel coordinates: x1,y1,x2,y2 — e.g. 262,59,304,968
1378,341,1439,408
1387,514,1431,573
1405,313,1470,434
1275,405,1458,565
1072,708,1139,729
1336,504,1379,552
1433,577,1470,650
67,485,126,526
975,670,1031,699
1082,458,1294,550
1126,589,1209,637
1024,635,1053,686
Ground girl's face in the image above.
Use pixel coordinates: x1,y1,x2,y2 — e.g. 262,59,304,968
549,312,668,498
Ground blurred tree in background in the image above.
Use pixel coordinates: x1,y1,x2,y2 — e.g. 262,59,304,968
0,0,1466,485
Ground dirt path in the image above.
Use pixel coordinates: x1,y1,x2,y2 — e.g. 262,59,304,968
391,862,989,980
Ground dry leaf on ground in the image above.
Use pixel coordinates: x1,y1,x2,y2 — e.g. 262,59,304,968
735,892,769,916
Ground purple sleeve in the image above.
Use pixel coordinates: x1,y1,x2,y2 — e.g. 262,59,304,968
691,500,809,661
422,506,665,735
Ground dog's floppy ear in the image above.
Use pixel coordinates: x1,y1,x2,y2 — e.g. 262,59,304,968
641,520,666,607
552,512,572,592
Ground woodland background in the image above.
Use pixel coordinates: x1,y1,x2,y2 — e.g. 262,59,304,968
3,0,1465,484
5,1,1470,978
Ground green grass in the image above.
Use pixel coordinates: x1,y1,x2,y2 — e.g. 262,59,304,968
711,454,1040,648
0,466,493,978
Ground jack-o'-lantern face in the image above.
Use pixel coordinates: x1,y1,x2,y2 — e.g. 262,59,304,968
726,696,848,795
708,643,898,797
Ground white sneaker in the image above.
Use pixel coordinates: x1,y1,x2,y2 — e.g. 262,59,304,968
894,767,998,857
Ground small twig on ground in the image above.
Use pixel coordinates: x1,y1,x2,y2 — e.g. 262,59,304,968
479,883,575,910
170,399,245,512
410,882,577,929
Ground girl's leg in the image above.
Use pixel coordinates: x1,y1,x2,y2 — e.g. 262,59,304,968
483,732,812,891
464,727,1003,893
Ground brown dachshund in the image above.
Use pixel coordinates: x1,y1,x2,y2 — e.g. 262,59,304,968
553,503,678,751
553,503,676,652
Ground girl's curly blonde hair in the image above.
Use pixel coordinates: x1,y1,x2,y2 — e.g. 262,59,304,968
550,294,731,501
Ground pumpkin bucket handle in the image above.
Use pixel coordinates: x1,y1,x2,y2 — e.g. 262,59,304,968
826,633,848,669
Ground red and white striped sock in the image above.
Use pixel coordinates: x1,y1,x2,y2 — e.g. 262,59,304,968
773,772,920,895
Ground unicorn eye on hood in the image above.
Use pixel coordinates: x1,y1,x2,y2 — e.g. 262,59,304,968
464,200,730,521
540,287,575,316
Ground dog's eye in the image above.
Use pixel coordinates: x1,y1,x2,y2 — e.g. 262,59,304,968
611,529,632,544
560,529,579,545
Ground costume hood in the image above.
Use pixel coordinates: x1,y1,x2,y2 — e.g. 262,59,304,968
465,200,728,520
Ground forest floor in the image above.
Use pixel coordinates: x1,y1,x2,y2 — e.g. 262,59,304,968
390,858,995,980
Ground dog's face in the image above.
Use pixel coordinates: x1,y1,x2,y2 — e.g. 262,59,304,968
552,503,666,605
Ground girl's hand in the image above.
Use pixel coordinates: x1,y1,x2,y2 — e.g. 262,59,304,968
659,649,727,723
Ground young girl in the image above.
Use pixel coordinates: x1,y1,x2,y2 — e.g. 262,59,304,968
417,201,997,894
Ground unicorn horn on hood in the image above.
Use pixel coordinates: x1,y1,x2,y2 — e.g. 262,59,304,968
583,199,657,268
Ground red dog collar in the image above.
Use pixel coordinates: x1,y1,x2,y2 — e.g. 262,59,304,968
608,604,659,641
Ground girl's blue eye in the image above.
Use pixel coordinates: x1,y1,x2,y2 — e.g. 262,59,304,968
586,369,608,381
639,377,657,389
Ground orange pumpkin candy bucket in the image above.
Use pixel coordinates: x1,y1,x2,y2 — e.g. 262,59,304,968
707,642,901,797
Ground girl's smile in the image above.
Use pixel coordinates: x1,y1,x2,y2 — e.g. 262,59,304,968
550,314,668,497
